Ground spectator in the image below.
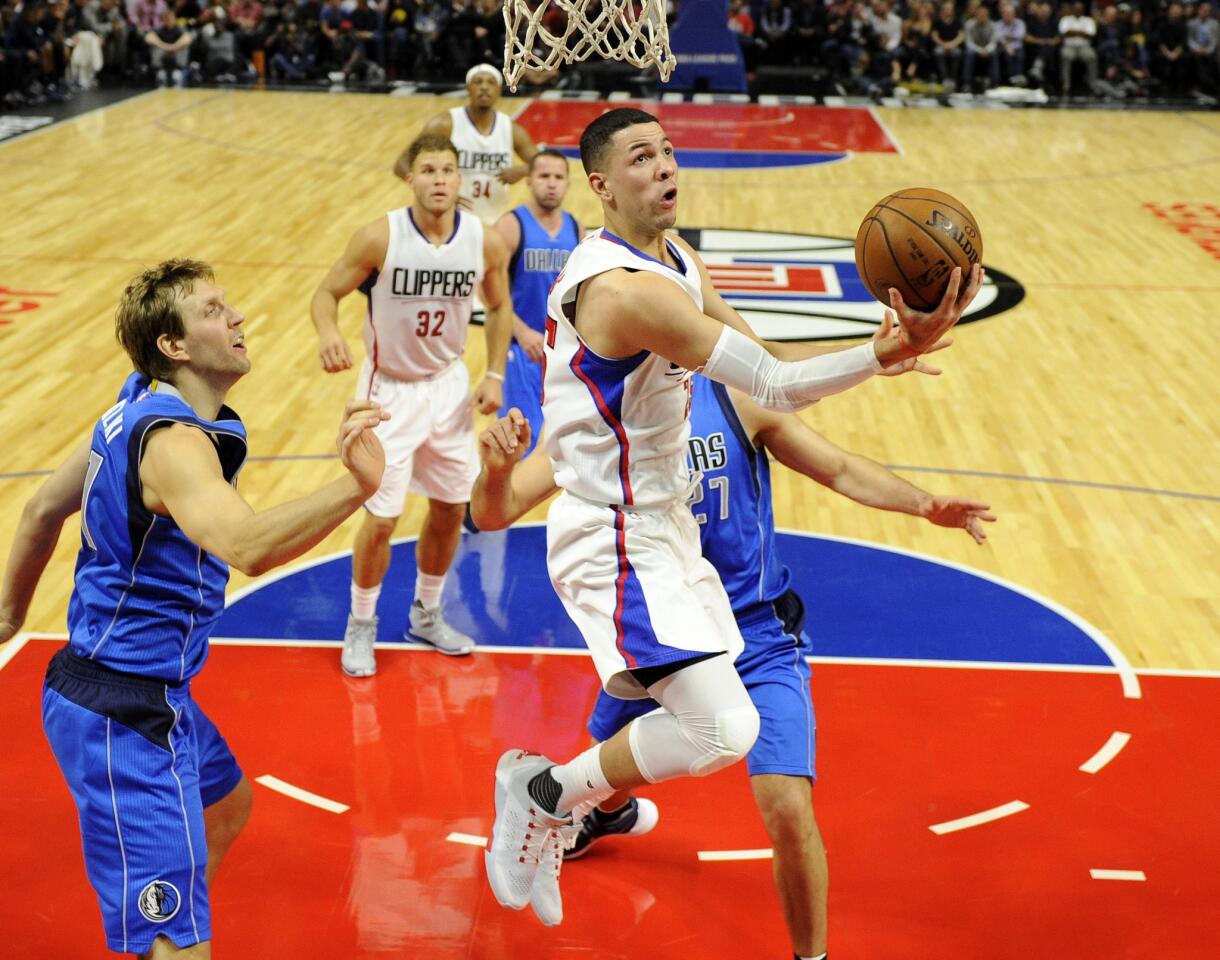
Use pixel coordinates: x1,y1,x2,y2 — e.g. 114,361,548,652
792,0,826,65
1153,2,1188,96
266,14,309,79
409,0,446,79
1095,5,1124,75
728,0,764,74
963,4,999,90
201,15,242,80
1186,1,1217,96
1024,0,1060,87
8,0,61,98
82,0,127,79
760,0,794,64
1059,0,1098,96
67,0,104,87
995,1,1025,83
144,4,190,84
931,0,965,85
895,1,935,84
348,0,379,64
229,0,264,60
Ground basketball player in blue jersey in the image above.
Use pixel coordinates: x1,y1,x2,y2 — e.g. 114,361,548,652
471,360,994,958
0,259,388,958
493,149,585,454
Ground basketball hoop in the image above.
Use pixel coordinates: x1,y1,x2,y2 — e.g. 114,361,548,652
502,0,677,92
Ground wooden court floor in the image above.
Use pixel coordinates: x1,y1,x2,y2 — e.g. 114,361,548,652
1,88,1219,959
1,89,1216,670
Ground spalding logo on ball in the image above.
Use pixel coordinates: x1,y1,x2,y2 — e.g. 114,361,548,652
855,189,983,310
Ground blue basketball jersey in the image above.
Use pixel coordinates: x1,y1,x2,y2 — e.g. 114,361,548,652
687,376,792,613
508,206,580,332
67,373,248,682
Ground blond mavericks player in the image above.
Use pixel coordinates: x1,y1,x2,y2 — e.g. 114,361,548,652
311,133,514,675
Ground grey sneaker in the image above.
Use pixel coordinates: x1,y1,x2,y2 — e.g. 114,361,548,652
485,749,569,913
341,614,378,677
407,600,474,656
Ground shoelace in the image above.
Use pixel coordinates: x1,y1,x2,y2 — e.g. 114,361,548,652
537,829,562,877
518,808,551,865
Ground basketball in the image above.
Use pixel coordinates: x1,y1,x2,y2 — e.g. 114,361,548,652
854,188,983,311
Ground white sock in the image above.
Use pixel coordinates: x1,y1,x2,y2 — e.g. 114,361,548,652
549,743,613,815
350,583,381,621
797,953,827,960
414,571,445,610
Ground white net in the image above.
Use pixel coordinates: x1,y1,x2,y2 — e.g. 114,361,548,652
502,0,677,92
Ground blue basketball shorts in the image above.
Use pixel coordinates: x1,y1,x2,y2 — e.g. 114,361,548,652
587,589,817,779
499,341,544,455
41,647,243,953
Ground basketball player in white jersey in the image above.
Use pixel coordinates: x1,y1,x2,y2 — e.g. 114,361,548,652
311,133,515,675
395,63,539,224
482,108,984,928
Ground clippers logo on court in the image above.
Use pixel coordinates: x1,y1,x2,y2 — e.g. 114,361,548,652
138,880,181,923
676,227,1024,342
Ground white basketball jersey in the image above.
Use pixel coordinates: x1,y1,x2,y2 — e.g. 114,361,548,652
448,106,515,224
542,230,705,510
363,207,484,382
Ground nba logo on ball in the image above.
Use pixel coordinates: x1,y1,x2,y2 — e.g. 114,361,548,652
674,226,1024,342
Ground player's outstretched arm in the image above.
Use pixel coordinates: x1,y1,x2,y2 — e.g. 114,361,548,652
470,410,558,530
310,218,388,374
474,227,516,413
0,439,91,643
583,269,919,413
733,390,996,543
140,402,389,577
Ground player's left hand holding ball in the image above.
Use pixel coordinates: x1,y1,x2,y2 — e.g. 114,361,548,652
337,400,390,496
479,409,531,472
873,309,950,377
473,376,504,415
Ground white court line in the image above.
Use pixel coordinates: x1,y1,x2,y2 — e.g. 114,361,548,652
929,800,1030,835
697,848,774,862
1079,731,1132,774
1090,869,1146,881
446,832,488,847
0,633,30,671
254,775,349,814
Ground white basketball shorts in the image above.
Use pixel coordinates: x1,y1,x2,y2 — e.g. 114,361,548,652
546,491,745,700
356,358,480,516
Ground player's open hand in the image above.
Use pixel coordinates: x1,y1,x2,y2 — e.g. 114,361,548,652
479,409,531,472
318,329,355,373
473,376,504,415
337,400,389,496
923,495,997,544
496,167,527,185
890,263,984,354
873,309,951,376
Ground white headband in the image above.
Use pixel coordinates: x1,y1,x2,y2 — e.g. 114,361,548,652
466,63,502,85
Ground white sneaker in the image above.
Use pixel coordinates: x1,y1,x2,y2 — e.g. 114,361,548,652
341,614,378,677
407,600,474,656
485,749,569,912
529,828,565,926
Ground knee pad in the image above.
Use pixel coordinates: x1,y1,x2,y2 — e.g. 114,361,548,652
628,703,760,782
689,705,760,776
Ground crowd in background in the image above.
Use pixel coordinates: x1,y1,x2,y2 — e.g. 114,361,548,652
2,0,1217,108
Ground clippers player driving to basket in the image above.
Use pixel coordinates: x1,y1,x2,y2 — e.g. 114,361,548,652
481,108,984,927
311,134,514,674
395,63,539,225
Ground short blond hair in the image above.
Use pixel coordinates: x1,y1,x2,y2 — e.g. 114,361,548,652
115,259,214,381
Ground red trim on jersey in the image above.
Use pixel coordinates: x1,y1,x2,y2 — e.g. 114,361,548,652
569,343,634,506
611,509,638,668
